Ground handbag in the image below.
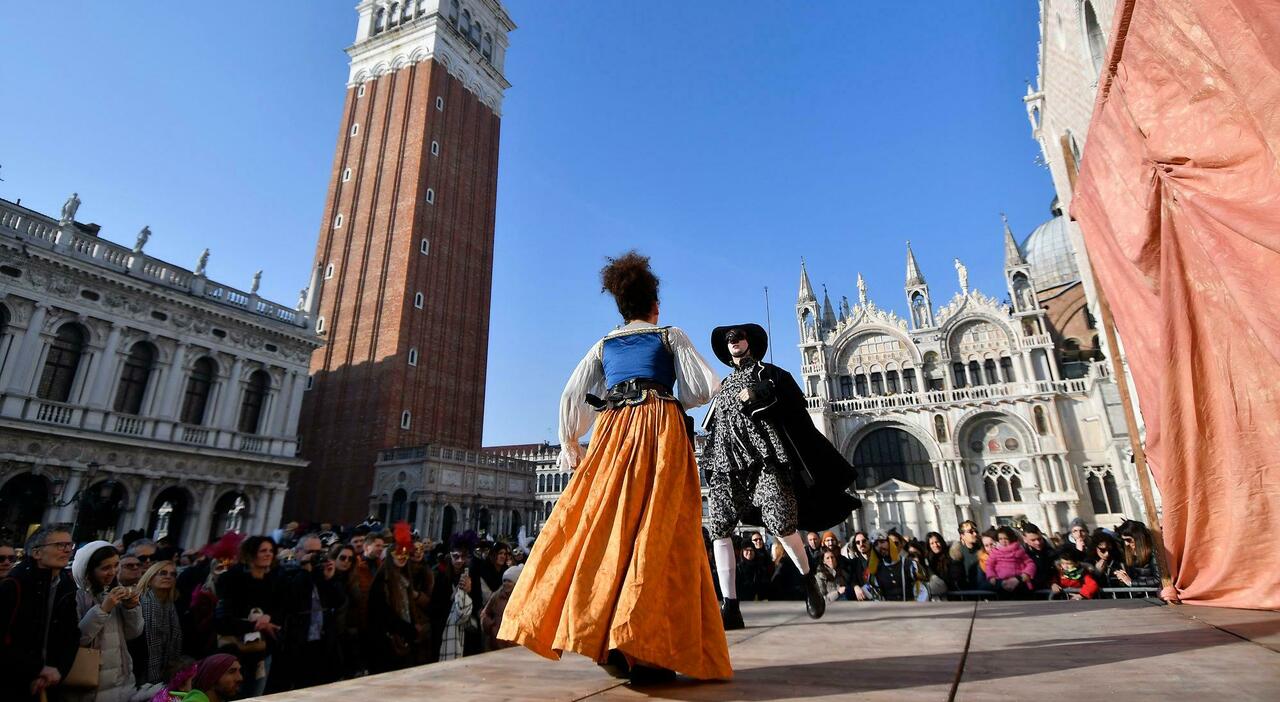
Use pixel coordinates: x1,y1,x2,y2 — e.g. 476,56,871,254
62,646,101,689
217,607,268,655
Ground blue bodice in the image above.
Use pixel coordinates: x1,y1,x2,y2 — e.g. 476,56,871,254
601,329,676,390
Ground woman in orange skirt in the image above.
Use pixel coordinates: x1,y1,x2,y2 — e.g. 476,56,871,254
498,251,732,682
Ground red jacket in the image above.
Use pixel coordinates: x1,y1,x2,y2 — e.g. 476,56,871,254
1055,571,1100,599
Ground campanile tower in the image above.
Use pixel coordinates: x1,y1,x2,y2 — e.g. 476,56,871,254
292,1,515,521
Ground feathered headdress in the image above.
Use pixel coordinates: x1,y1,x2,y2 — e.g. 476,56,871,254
202,531,245,562
393,521,413,556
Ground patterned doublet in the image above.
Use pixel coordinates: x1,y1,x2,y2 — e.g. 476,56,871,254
707,360,791,475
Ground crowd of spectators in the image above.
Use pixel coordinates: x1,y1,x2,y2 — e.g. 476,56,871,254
0,515,1161,700
0,522,525,701
709,517,1163,604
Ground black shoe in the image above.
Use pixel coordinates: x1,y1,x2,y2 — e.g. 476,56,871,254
629,664,677,685
804,571,826,619
599,649,630,679
721,598,745,631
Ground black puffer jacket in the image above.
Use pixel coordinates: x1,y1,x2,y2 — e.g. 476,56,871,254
0,560,81,702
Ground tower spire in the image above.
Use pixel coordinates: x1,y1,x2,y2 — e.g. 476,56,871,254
905,241,926,287
1002,212,1026,266
821,284,837,328
798,259,816,302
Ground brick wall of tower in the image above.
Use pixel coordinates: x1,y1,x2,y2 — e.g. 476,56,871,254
290,58,501,522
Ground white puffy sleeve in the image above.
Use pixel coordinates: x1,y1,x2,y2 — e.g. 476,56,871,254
557,339,605,470
669,326,721,409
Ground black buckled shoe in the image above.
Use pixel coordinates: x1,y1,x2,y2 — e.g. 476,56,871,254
599,649,631,679
804,571,826,619
721,598,745,631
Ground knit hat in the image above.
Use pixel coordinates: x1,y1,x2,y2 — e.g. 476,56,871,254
821,531,837,542
192,654,237,692
502,564,524,583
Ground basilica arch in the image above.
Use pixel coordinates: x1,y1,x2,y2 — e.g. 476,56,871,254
843,420,942,489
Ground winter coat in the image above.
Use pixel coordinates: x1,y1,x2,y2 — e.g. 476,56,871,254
736,556,772,601
1123,555,1161,588
983,544,1036,583
813,564,845,602
948,541,987,590
67,541,145,702
140,591,182,685
1054,571,1100,599
1022,544,1057,590
0,559,81,702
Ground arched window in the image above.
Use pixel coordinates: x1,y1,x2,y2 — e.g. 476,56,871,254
852,427,935,488
983,359,998,384
113,342,157,415
537,474,545,492
211,492,248,540
983,465,1021,503
482,32,493,60
373,7,386,33
999,356,1016,383
968,360,984,386
1084,1,1107,77
388,3,399,26
460,9,471,35
934,414,948,442
553,474,561,492
1103,473,1122,512
469,20,482,46
1086,474,1108,514
1033,405,1049,435
237,369,270,434
952,362,967,389
870,372,884,395
38,324,87,402
180,357,216,426
839,376,852,399
390,488,408,522
886,370,900,394
449,0,459,24
543,501,553,520
401,2,413,23
854,374,868,396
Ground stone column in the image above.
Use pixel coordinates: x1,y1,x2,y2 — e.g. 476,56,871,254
269,370,295,437
282,372,308,436
265,487,286,532
156,341,191,420
191,485,220,548
1045,501,1063,534
85,323,123,409
132,479,155,532
1,303,48,412
215,357,245,431
54,471,83,523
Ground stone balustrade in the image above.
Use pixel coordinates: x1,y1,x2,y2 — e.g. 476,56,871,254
0,198,308,329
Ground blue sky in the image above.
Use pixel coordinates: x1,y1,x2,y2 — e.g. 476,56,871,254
0,1,1051,446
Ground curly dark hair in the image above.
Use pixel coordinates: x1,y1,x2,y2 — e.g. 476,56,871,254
600,250,659,321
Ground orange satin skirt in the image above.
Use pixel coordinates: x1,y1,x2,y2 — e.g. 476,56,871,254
498,395,733,680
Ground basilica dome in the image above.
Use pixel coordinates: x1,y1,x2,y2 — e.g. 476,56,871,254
1021,213,1079,289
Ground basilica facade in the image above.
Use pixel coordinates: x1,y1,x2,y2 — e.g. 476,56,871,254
797,220,1143,538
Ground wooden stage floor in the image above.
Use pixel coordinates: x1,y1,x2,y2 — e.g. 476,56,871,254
259,599,1280,701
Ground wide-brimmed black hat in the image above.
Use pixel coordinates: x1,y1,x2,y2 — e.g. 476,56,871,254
710,323,768,367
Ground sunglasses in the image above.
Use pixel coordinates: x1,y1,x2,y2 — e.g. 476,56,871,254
337,555,352,562
0,555,16,563
726,330,747,343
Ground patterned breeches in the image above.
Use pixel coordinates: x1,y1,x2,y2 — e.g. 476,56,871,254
704,466,798,539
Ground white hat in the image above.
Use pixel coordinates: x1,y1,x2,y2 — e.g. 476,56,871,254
502,563,524,583
71,540,116,591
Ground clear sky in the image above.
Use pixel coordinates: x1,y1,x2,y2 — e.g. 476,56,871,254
0,1,1052,446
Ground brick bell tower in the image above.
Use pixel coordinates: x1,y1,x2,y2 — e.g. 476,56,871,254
291,0,515,522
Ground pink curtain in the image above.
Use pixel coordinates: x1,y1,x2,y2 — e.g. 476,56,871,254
1072,0,1280,609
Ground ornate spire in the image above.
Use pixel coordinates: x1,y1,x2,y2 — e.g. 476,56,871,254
798,259,816,302
857,272,868,306
905,241,926,287
840,295,851,320
1002,213,1026,266
821,284,837,327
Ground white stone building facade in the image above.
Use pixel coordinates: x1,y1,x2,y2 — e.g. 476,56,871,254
0,195,320,549
372,444,539,543
797,226,1143,539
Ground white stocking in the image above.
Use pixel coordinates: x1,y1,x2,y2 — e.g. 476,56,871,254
778,531,811,576
712,538,737,600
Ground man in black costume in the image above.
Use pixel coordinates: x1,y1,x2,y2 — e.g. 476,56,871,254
703,323,859,629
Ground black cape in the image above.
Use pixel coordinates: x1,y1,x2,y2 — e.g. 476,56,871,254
708,361,861,533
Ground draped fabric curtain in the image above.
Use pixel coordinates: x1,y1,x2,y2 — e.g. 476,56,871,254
1072,0,1280,609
